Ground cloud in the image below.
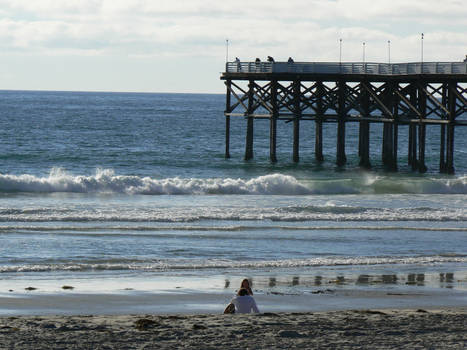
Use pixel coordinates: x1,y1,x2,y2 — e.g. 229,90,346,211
0,0,465,59
0,0,465,92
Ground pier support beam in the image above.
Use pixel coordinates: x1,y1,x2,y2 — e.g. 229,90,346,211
382,82,397,171
446,82,457,174
408,124,418,170
293,80,300,163
440,123,446,172
382,122,394,168
225,80,231,159
417,83,427,173
392,122,399,171
244,80,254,161
359,83,371,168
418,123,427,173
293,119,300,162
391,83,399,171
446,123,455,174
315,120,323,162
315,81,324,162
359,121,370,168
336,80,347,166
408,86,418,170
439,84,447,172
270,80,278,163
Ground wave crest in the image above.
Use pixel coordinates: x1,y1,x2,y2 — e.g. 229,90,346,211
1,255,465,273
0,168,466,195
0,169,311,195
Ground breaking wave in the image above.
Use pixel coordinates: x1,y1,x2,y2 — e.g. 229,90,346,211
0,206,465,222
0,168,310,195
0,168,466,195
1,255,466,273
0,225,466,234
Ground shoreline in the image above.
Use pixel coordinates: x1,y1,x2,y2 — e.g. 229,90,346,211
1,308,465,349
1,285,466,316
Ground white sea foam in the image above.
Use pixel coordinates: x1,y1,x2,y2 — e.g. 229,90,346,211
1,255,466,273
0,168,466,195
0,168,311,195
0,225,466,234
0,205,466,222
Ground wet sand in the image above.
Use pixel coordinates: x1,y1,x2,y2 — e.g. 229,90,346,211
1,308,465,349
1,281,466,349
1,285,466,316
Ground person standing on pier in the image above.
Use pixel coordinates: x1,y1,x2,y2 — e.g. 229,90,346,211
235,57,241,72
255,57,261,72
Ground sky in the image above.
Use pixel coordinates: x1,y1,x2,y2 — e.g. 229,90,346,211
0,0,465,93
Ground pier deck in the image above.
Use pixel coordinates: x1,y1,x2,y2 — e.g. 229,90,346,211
221,61,467,173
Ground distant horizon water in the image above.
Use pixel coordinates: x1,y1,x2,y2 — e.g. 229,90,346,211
0,88,225,96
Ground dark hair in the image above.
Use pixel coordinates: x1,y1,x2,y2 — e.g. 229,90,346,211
237,288,249,296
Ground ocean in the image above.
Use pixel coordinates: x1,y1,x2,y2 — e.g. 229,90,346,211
0,90,466,314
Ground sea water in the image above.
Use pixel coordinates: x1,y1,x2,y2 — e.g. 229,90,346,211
0,90,466,304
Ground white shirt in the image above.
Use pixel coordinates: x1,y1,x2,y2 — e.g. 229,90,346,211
230,295,260,314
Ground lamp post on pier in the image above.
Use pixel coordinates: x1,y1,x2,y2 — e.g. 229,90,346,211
421,33,424,62
362,42,366,63
362,42,366,73
339,38,343,73
388,40,391,64
225,39,229,62
339,38,342,64
226,39,229,63
421,33,424,73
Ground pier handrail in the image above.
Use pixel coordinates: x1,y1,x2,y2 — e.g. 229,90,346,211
226,61,467,75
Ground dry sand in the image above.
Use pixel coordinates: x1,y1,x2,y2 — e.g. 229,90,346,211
0,308,465,349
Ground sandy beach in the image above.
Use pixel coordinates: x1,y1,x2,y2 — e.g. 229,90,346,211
0,308,465,349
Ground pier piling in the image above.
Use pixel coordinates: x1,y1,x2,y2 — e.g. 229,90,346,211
417,83,428,173
359,84,371,168
225,80,231,159
270,80,278,163
446,82,457,174
315,81,325,162
336,80,347,166
293,80,300,163
409,124,418,171
244,80,254,160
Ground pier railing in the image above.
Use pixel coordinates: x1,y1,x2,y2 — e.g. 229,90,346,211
226,61,467,75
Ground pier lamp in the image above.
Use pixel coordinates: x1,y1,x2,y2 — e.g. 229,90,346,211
421,33,424,74
339,38,342,64
362,42,365,63
388,40,391,64
226,39,229,62
421,33,424,63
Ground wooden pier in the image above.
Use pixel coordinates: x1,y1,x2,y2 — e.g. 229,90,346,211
221,61,467,173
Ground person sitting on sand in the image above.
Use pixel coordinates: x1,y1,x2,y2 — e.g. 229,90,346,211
240,278,253,295
230,288,259,314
